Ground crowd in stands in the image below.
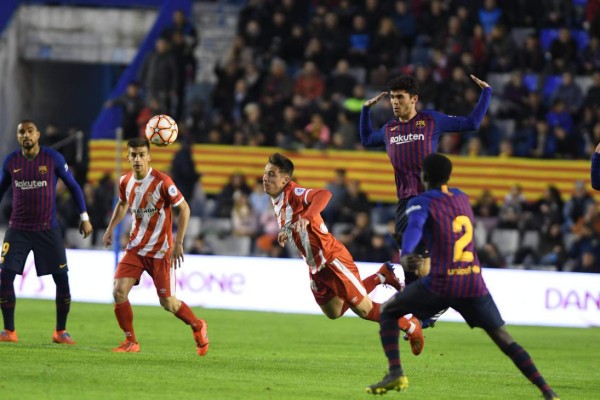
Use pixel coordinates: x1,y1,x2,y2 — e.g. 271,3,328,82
3,0,600,273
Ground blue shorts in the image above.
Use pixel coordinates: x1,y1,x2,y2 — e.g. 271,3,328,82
0,228,68,276
382,280,505,331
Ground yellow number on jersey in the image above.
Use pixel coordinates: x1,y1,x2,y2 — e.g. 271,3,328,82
452,215,474,263
1,242,9,256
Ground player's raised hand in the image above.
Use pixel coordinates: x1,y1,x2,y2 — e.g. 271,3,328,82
364,92,388,108
470,75,490,89
79,220,93,239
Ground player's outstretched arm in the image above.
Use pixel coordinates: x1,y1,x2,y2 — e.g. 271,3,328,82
363,92,388,108
470,75,490,89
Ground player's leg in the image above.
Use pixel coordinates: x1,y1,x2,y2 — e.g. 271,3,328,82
366,282,441,394
112,277,139,351
0,228,32,342
0,270,18,342
112,252,143,352
456,295,559,400
32,228,76,344
50,272,75,344
153,258,209,356
323,253,381,321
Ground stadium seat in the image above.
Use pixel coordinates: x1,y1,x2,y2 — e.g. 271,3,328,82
542,75,563,99
490,229,520,259
571,30,589,51
522,73,539,92
201,218,232,235
65,228,93,250
540,29,559,51
521,230,540,249
185,216,202,248
474,221,488,249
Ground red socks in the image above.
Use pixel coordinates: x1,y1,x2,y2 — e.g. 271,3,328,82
175,302,202,332
114,301,136,343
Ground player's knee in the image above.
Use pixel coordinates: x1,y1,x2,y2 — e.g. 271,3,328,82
112,287,127,303
322,310,341,320
159,297,179,313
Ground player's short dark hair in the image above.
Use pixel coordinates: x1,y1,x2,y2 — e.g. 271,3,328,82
268,153,294,176
387,75,419,97
18,119,39,130
422,153,452,186
127,137,150,150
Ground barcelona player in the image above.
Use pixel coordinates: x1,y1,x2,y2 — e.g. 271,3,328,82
365,153,560,400
102,138,208,355
262,153,423,350
0,120,93,344
360,73,492,328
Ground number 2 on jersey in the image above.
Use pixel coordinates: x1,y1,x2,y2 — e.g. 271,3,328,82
452,215,474,263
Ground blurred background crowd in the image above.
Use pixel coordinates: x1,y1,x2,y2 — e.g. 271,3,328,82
1,0,600,273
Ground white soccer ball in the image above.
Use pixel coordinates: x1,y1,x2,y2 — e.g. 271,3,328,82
145,114,178,147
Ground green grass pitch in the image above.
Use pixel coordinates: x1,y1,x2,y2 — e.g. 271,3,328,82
0,299,598,400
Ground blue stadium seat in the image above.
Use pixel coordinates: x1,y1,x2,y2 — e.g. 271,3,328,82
540,28,589,52
543,75,562,99
571,29,589,51
522,73,538,92
540,29,559,51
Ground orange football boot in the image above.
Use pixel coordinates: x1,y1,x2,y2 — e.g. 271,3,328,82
52,330,76,345
0,329,18,343
378,262,404,291
112,340,140,352
194,319,209,356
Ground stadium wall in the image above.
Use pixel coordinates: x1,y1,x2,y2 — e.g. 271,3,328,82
89,141,598,204
14,249,600,328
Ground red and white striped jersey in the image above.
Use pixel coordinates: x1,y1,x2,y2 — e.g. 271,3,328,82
271,181,347,273
119,168,183,258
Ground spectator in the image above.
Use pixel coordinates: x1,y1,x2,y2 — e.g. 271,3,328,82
338,179,372,223
478,0,502,36
104,82,145,140
170,139,200,202
189,233,214,256
215,171,252,218
231,190,258,238
294,61,325,102
139,37,178,115
563,180,595,233
551,71,584,116
517,33,545,73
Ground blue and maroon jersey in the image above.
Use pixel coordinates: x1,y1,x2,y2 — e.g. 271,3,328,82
0,147,87,231
402,186,489,298
359,88,491,199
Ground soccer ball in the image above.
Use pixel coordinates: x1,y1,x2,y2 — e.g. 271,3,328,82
145,114,178,147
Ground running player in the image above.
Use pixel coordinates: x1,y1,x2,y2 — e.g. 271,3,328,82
365,153,560,400
102,138,208,355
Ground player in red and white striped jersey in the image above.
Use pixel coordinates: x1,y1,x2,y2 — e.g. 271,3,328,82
263,153,408,323
102,138,208,355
